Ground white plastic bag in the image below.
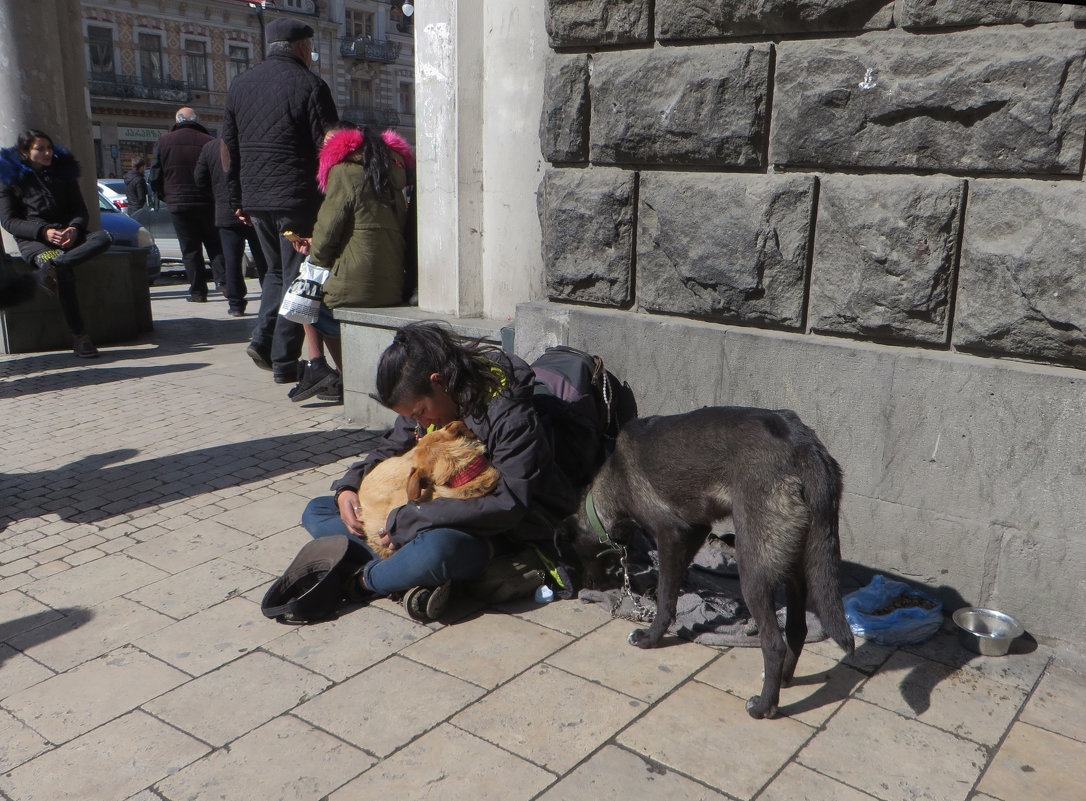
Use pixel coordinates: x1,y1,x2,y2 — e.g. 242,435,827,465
278,259,330,325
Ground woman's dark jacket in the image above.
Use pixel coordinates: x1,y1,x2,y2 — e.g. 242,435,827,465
147,121,214,211
193,138,238,228
123,169,148,212
330,353,579,549
221,50,338,219
0,145,91,264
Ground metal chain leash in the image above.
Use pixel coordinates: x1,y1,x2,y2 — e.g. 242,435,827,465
612,544,655,623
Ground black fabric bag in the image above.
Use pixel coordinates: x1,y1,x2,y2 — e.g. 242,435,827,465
530,345,637,488
261,536,366,623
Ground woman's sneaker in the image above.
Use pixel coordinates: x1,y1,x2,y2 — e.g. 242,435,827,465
403,581,452,622
317,375,343,403
288,358,338,402
34,250,61,296
72,333,99,358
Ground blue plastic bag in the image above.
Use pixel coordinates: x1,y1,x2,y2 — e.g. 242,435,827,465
843,574,944,646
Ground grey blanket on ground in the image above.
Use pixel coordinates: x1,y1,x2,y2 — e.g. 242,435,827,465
578,534,828,647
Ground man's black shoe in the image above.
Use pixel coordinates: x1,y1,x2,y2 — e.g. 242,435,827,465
246,342,272,371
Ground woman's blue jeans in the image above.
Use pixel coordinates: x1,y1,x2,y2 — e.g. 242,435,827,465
300,496,493,595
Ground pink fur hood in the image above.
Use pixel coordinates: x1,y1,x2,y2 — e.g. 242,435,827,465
318,128,416,192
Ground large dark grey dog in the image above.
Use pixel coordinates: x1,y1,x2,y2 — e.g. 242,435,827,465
569,406,855,719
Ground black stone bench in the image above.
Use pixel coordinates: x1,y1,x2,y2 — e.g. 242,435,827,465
0,252,152,354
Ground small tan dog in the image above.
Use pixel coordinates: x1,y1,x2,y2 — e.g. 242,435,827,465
356,420,501,558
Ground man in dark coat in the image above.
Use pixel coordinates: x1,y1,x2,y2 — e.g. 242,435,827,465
123,159,148,215
148,108,224,303
221,17,338,383
194,137,268,317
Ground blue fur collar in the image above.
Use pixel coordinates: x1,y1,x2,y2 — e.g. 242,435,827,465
0,144,79,187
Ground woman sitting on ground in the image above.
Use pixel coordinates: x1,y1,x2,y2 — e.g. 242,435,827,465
287,124,414,403
301,321,578,619
0,129,112,358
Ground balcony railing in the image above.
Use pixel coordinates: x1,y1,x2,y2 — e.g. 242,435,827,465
339,36,402,64
341,105,401,128
89,73,191,103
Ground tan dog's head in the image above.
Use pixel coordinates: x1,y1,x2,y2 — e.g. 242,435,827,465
406,420,488,502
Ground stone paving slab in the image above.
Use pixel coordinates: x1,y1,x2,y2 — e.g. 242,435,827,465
1,285,1085,801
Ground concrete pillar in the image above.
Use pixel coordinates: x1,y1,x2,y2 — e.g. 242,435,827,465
0,0,99,237
414,0,484,316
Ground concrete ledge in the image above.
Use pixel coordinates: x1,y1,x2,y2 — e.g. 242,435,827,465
515,300,1086,649
0,252,152,353
333,306,509,428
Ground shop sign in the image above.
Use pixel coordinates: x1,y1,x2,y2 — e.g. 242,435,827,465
120,127,165,142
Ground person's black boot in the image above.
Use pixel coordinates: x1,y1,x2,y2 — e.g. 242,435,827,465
288,357,338,402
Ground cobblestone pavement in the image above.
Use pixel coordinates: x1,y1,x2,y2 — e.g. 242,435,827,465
1,284,1084,801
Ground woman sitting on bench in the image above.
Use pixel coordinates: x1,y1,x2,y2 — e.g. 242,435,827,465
0,129,112,358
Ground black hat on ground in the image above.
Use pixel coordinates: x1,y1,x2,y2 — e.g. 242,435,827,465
266,17,314,44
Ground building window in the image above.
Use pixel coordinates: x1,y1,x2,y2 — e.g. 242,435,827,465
87,26,114,76
227,45,250,85
398,82,414,115
185,39,209,90
350,77,374,108
138,32,164,84
346,9,375,39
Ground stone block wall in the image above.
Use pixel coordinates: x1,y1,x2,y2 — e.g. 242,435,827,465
538,0,1086,368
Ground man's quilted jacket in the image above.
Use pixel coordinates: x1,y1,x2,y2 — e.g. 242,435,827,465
221,50,338,222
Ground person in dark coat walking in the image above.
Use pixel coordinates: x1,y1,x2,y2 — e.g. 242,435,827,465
148,108,224,303
123,159,148,215
0,129,112,357
221,16,338,384
194,137,267,317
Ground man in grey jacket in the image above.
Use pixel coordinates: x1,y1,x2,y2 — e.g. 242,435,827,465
222,17,338,383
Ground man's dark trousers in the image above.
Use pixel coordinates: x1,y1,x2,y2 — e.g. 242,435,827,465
248,211,305,375
171,207,223,300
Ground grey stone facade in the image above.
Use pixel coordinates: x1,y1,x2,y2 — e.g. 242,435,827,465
537,7,1086,371
534,3,1086,646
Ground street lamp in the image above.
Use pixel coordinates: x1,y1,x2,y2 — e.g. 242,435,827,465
249,1,268,59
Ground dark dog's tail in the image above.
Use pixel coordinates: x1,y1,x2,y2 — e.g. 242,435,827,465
800,440,855,655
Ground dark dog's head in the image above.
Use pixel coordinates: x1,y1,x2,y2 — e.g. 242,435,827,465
559,491,623,591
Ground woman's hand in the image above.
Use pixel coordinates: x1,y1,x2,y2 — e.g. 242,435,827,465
57,227,78,248
336,490,368,538
291,237,311,256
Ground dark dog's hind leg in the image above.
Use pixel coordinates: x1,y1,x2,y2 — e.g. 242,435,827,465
743,577,786,719
782,573,808,686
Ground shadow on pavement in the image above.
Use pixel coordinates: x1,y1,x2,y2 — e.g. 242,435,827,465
0,608,95,666
0,430,380,532
0,316,254,379
0,363,210,400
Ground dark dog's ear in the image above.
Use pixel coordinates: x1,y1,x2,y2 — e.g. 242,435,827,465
406,467,433,502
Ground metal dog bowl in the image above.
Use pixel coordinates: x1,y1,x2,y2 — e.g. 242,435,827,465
952,607,1024,656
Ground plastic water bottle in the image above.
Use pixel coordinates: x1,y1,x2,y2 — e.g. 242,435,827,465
534,584,554,604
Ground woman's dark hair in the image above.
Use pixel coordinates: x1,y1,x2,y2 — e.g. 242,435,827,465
374,322,511,419
16,129,52,154
358,125,397,205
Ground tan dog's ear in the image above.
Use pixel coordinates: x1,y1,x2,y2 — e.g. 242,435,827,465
445,420,470,438
406,467,433,502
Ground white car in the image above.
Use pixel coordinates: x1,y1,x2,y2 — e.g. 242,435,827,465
97,179,128,210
